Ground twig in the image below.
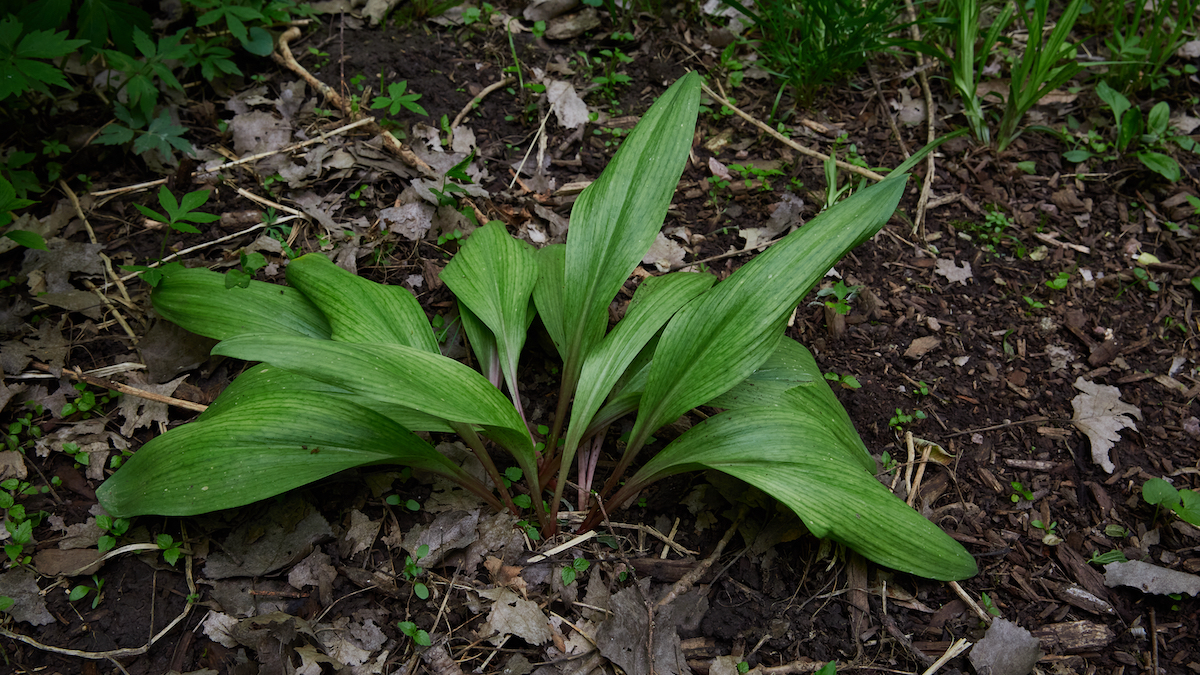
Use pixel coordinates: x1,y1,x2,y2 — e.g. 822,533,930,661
699,82,887,182
906,436,934,508
526,530,597,563
943,417,1053,438
0,544,196,660
866,63,910,158
60,180,97,245
89,119,375,199
654,505,747,613
950,580,992,624
902,0,938,240
82,279,139,345
272,27,436,177
921,638,972,675
30,362,208,413
452,77,515,130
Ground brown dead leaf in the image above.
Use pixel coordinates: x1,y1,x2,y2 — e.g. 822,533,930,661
1071,377,1142,474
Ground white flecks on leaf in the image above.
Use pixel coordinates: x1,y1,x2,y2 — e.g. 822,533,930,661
1071,377,1142,474
935,258,973,285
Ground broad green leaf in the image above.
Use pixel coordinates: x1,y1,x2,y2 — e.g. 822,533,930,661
441,221,539,411
629,175,907,458
1147,101,1169,137
560,72,700,385
703,339,874,472
623,405,978,580
97,392,494,516
212,334,535,462
1096,81,1129,127
1063,149,1091,163
1142,477,1180,507
532,244,567,360
1174,489,1200,527
151,266,332,341
240,26,273,56
1137,151,1179,182
204,364,454,433
2,230,47,250
458,302,500,387
566,272,714,455
285,253,437,351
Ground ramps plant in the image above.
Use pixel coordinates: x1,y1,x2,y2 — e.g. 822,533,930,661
97,73,976,581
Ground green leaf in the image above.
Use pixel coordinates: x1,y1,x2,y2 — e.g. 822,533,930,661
628,175,907,458
78,0,151,57
97,392,495,517
1174,489,1200,527
1143,477,1180,507
2,230,46,250
441,221,539,412
1137,151,1180,182
531,244,567,360
212,334,535,462
1118,107,1143,152
240,26,273,56
1192,277,1200,293
201,364,454,433
69,586,90,602
134,112,194,159
151,266,332,341
559,72,700,386
1096,80,1129,127
458,302,500,386
623,400,977,580
285,253,437,351
1147,101,1170,137
566,272,714,457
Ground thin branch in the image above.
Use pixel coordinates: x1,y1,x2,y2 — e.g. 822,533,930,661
30,362,208,413
452,77,515,130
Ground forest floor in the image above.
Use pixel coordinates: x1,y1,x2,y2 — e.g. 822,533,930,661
1,3,1199,675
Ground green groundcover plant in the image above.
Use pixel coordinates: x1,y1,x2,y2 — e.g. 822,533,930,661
97,73,976,581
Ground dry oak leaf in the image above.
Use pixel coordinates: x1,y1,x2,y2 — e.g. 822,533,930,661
934,258,972,285
1071,377,1142,474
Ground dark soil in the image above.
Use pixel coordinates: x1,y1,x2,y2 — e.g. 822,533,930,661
2,4,1199,675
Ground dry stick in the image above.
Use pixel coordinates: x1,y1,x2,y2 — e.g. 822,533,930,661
0,547,197,661
942,416,1053,439
59,180,98,245
902,0,937,240
699,83,887,183
906,439,934,509
272,27,436,178
30,362,208,413
866,62,911,159
89,118,375,200
949,580,993,624
654,505,748,614
82,279,139,345
451,76,515,130
921,638,972,675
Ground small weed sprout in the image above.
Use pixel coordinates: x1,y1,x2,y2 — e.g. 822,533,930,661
403,544,431,599
68,574,105,609
979,591,1001,617
561,557,590,585
1045,271,1071,290
823,372,862,389
1010,481,1034,503
815,280,861,315
157,533,184,566
1142,478,1200,526
397,620,432,646
888,408,925,429
371,80,428,117
1087,549,1128,565
96,515,130,553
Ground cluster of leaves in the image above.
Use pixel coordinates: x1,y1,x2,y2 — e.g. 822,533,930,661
97,74,976,582
2,478,50,566
1143,478,1200,526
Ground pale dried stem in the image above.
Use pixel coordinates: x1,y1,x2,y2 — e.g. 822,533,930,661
273,27,436,177
903,0,938,240
31,361,208,413
699,83,886,182
654,505,747,614
452,77,515,130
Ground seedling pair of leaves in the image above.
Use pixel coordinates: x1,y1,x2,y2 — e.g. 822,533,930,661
1142,478,1200,526
97,73,977,582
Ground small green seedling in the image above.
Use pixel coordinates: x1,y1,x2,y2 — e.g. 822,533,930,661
384,494,420,511
1142,478,1200,526
823,372,862,389
737,661,750,674
397,620,431,646
0,595,13,612
1045,271,1070,289
371,81,428,117
888,408,925,428
1022,296,1047,310
69,574,105,609
1087,549,1127,565
913,381,930,397
1010,481,1034,503
61,383,119,419
980,591,1001,617
403,544,430,599
96,514,130,553
880,451,899,475
816,280,862,315
5,410,42,452
1031,519,1056,533
225,251,267,289
134,186,221,236
157,533,183,566
1104,524,1129,538
561,556,590,585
